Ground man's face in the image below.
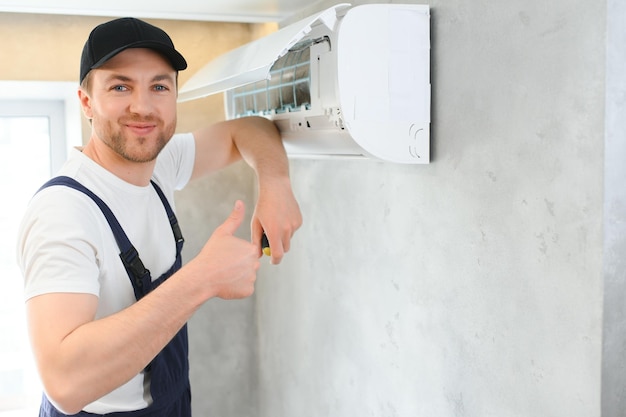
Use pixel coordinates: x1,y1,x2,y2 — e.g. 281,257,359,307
81,48,178,163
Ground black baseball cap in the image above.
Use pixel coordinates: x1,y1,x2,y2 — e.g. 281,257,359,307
80,17,188,83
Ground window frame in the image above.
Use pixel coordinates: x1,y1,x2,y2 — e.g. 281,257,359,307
0,80,83,163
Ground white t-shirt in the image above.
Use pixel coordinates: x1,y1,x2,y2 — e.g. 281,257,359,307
16,132,196,414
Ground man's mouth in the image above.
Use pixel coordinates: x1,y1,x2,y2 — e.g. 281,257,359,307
125,122,157,135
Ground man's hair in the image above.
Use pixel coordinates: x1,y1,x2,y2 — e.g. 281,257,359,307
80,71,93,95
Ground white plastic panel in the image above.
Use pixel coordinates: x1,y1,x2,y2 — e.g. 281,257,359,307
337,4,430,163
178,3,350,102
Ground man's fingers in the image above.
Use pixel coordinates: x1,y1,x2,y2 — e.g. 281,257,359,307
216,200,245,236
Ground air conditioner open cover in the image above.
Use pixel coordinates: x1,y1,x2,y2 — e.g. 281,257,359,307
179,3,431,163
178,5,347,101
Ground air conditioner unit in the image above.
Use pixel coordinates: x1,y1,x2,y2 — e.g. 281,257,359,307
179,3,431,164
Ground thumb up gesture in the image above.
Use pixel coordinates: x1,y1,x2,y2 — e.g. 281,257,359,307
188,200,260,300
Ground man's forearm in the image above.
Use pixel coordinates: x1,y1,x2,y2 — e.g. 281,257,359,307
231,116,290,182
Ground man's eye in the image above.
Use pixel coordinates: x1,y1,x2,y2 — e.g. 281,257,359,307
154,85,168,91
112,85,127,92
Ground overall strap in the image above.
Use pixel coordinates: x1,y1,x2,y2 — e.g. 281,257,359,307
149,180,185,258
38,176,149,300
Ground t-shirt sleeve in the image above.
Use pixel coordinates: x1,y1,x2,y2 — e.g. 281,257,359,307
17,188,103,301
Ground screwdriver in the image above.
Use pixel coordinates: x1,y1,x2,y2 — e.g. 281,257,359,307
261,232,271,257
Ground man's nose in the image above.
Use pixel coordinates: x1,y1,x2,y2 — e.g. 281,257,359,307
128,89,154,115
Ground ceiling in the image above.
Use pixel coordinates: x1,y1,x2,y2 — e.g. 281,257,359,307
0,0,317,22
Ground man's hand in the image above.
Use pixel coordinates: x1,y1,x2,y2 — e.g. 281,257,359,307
188,200,260,299
191,116,303,265
251,177,302,265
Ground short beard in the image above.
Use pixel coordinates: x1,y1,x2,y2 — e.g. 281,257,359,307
106,132,169,163
98,117,176,163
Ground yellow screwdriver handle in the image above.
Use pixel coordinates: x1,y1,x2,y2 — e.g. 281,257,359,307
261,233,271,256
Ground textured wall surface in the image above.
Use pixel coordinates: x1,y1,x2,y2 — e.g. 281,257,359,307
176,163,259,417
255,1,608,416
602,0,626,415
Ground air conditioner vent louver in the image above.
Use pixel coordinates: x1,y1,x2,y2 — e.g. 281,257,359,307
230,41,313,118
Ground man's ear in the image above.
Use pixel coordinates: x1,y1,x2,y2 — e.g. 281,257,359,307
78,88,93,120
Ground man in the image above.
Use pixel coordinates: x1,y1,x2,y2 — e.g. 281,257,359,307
16,17,302,416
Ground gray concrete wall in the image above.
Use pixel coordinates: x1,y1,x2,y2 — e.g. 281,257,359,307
174,0,622,416
602,0,626,415
254,1,608,416
176,164,259,416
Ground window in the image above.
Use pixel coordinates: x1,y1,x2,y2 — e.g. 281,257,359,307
0,81,82,416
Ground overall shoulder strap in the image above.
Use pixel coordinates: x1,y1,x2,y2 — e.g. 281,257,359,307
38,176,150,300
149,180,184,254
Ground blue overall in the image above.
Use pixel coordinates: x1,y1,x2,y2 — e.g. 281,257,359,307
36,176,191,417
